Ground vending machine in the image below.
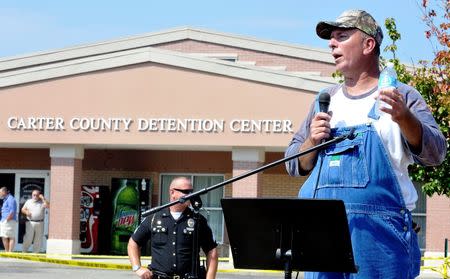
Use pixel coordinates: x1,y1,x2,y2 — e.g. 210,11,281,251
110,178,151,255
80,185,111,254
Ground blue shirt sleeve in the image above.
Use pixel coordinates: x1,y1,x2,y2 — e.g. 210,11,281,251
2,195,17,220
285,102,316,176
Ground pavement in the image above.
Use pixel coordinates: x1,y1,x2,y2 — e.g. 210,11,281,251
0,256,283,279
0,254,445,279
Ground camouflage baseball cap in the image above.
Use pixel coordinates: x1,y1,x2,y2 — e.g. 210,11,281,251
316,10,383,45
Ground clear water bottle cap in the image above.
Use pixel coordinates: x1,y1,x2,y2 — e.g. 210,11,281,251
386,62,395,68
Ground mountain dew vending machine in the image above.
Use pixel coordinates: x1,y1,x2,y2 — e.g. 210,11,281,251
111,178,151,255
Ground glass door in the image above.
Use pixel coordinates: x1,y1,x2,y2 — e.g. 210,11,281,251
14,171,50,252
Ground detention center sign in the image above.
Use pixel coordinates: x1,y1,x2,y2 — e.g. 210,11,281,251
6,116,294,134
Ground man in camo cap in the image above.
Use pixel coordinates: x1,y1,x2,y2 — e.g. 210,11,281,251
316,9,383,47
285,9,446,279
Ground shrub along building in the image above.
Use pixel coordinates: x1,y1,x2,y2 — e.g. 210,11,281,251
0,28,447,259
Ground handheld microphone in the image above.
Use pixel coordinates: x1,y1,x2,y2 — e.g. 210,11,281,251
318,92,330,114
318,92,331,143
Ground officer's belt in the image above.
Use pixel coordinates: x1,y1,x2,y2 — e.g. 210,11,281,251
152,270,184,279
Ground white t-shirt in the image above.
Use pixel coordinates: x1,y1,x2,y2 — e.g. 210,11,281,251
329,86,417,209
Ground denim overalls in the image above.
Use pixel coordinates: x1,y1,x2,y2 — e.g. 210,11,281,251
299,106,421,279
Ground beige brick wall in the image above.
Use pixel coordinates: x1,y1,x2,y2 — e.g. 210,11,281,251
231,161,263,197
426,194,450,252
223,172,304,198
262,173,306,197
49,157,82,239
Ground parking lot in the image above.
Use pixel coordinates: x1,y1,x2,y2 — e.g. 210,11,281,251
0,257,291,279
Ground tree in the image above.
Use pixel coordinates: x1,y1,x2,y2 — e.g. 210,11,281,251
383,0,449,197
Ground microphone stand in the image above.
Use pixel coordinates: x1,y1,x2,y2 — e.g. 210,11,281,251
141,129,355,279
187,196,202,279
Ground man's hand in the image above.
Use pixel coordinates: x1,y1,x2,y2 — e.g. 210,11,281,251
308,112,332,146
377,88,423,151
7,212,14,221
135,267,152,279
128,238,149,278
377,88,409,122
297,111,332,173
21,207,31,217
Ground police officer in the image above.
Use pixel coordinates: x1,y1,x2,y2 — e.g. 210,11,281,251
128,177,218,279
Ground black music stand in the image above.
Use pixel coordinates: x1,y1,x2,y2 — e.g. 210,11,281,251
221,198,357,278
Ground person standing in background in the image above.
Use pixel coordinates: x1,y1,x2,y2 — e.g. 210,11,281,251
0,186,18,252
21,189,49,253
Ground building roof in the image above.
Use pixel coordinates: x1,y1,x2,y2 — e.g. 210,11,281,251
0,27,334,71
0,27,337,91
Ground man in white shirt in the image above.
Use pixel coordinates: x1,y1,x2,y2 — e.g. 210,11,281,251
285,9,446,279
21,189,49,253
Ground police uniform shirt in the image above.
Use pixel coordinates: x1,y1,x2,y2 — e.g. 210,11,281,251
131,207,217,275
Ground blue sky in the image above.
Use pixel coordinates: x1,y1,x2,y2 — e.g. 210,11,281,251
0,0,440,65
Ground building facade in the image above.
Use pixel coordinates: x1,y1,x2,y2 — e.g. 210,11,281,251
0,27,448,257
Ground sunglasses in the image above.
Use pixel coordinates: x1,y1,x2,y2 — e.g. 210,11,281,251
173,188,194,194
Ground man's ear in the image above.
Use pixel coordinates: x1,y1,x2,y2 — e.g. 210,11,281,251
363,36,377,55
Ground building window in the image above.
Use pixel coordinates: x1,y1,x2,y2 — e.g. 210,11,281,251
412,182,427,252
160,174,224,243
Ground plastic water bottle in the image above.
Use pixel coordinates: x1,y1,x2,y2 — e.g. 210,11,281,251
377,62,397,113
